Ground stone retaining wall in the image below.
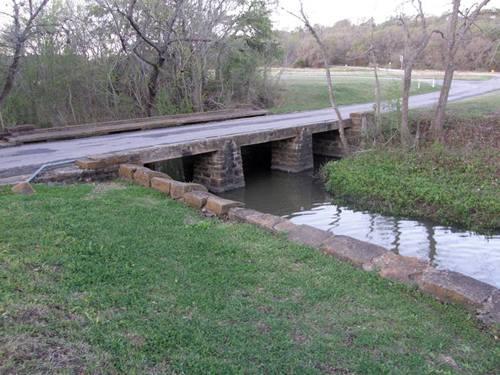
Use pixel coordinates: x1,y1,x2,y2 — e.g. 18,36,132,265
118,163,499,331
34,165,118,184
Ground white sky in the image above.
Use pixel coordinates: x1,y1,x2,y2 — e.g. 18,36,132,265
273,0,500,30
0,0,499,29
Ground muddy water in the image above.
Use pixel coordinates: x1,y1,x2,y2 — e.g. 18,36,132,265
219,169,500,288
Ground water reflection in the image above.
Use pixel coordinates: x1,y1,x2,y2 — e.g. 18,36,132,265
220,169,500,288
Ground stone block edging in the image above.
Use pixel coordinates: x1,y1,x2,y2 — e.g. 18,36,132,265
121,163,499,330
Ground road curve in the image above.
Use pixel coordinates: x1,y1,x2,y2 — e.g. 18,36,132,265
1,78,500,179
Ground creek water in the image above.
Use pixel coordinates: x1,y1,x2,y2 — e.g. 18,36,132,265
219,168,500,288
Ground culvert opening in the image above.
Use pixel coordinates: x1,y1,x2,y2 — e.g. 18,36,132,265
146,155,197,182
240,142,272,177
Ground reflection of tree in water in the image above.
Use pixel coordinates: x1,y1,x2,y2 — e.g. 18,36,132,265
328,205,342,228
390,219,402,254
387,218,437,261
367,213,375,242
425,223,437,263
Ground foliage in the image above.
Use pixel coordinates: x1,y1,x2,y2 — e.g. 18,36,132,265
324,145,500,233
0,183,499,373
0,0,281,127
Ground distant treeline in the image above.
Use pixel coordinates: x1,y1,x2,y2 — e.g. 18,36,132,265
277,9,500,71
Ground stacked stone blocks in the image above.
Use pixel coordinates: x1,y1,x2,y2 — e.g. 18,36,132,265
271,128,314,172
192,140,245,193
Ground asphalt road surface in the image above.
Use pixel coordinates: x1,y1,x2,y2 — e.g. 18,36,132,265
1,77,500,179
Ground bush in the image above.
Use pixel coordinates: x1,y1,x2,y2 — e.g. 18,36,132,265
324,147,500,233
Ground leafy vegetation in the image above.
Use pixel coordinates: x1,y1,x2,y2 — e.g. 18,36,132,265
0,0,280,127
324,145,499,233
324,91,500,233
1,183,498,373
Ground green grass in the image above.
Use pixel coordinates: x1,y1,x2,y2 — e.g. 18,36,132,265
271,67,495,81
324,146,500,233
1,183,499,373
271,78,437,114
420,91,500,119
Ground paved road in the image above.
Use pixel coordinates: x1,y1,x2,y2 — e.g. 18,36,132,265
1,78,500,179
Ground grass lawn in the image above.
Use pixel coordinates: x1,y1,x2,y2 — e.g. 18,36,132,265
271,67,495,81
418,91,500,119
1,183,498,374
271,77,437,114
269,66,497,114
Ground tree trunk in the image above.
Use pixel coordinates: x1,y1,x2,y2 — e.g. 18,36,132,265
0,43,23,109
429,0,460,142
400,64,413,147
296,3,349,153
145,56,165,116
323,59,349,152
431,63,454,140
191,57,204,112
370,50,382,141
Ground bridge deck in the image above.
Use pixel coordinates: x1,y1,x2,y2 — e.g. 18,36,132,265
1,77,499,179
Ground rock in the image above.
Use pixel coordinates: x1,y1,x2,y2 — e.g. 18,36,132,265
133,167,170,187
183,191,212,209
11,181,35,195
205,196,244,216
132,167,150,187
246,213,286,232
75,158,102,170
228,207,261,222
273,220,299,234
477,289,500,328
321,235,388,268
285,224,332,249
436,355,460,370
418,268,496,309
364,252,428,285
119,164,140,180
151,177,172,194
87,154,138,169
228,208,286,232
169,181,207,199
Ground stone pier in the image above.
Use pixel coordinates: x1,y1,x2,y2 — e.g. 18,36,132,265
311,113,374,157
192,140,245,193
271,128,313,172
313,130,342,158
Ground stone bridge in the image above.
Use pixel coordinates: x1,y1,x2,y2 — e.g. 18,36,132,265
75,113,368,192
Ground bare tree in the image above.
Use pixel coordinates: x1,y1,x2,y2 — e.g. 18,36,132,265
114,0,185,116
368,18,382,142
398,0,441,147
0,0,50,110
431,0,491,140
285,1,349,152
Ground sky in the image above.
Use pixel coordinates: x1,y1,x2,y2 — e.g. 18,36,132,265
273,0,500,30
0,0,499,29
